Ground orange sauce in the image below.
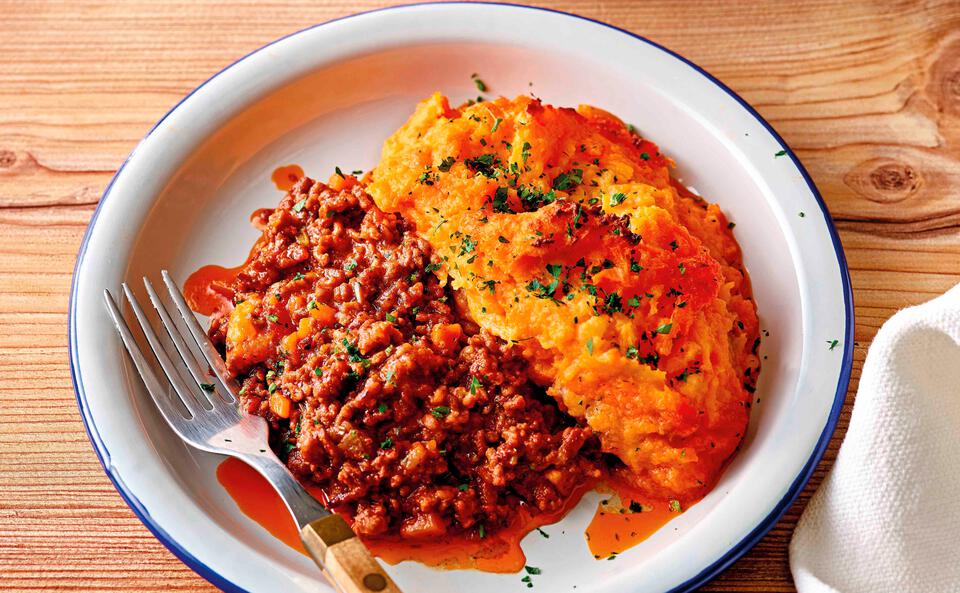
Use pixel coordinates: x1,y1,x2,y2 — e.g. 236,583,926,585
216,457,594,573
183,264,241,317
271,164,304,191
584,477,683,559
585,503,676,559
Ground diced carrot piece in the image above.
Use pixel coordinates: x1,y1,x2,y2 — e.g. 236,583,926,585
430,323,462,352
308,302,337,327
269,392,291,418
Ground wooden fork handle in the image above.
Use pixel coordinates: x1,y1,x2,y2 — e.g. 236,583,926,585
300,514,402,593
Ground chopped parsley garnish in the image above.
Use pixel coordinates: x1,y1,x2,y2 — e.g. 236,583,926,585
609,192,627,206
293,272,305,281
384,370,395,386
417,166,437,185
678,262,686,275
471,73,488,92
459,235,477,256
517,185,556,210
292,199,307,213
491,117,502,132
380,437,394,449
431,406,451,419
267,383,278,394
655,322,673,335
669,240,678,250
478,524,486,538
669,499,682,512
627,296,641,307
344,261,357,271
552,168,583,191
775,150,787,157
827,339,839,351
601,292,622,314
342,338,368,364
469,376,481,394
524,566,541,575
464,153,499,178
625,346,639,359
630,259,642,273
437,156,456,172
521,141,532,163
640,152,650,160
480,279,498,293
199,383,215,392
378,402,388,414
313,367,323,376
498,235,510,244
525,264,563,301
385,312,396,322
492,186,513,213
267,314,279,323
458,483,470,492
586,337,594,355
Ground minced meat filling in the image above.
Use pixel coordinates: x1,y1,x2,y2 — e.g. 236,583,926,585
207,176,600,539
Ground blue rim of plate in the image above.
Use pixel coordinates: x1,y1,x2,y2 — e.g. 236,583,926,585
68,3,855,592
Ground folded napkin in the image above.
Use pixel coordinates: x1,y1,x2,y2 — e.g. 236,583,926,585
790,283,960,593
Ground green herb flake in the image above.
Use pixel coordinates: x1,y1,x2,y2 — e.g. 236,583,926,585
458,483,470,492
775,150,787,158
627,296,641,307
586,337,594,355
491,117,502,133
640,152,650,160
469,376,481,394
669,499,682,512
827,339,839,351
536,527,550,538
438,156,457,172
609,192,627,206
524,566,541,575
380,437,394,449
431,406,451,419
385,313,397,322
293,199,307,213
378,402,388,413
293,272,305,281
267,314,279,323
199,383,215,392
471,73,488,92
552,168,584,191
655,323,673,335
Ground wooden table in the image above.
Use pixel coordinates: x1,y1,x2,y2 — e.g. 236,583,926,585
2,1,958,591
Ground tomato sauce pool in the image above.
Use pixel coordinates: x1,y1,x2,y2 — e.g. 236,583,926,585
217,457,597,572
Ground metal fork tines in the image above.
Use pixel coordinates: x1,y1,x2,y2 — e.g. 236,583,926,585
102,271,401,593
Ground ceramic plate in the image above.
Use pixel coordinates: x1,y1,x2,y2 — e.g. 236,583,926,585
69,3,854,592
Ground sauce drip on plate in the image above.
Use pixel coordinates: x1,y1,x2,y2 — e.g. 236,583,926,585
216,457,592,573
271,164,304,191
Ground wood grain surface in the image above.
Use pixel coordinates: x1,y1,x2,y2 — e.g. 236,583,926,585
2,1,959,591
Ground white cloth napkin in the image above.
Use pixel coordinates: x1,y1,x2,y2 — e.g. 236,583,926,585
790,283,960,593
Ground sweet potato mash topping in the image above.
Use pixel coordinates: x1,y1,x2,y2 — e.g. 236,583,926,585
369,94,760,503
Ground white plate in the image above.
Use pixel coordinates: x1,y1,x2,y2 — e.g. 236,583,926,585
69,4,853,592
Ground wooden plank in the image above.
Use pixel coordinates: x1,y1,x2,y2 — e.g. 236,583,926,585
1,1,958,591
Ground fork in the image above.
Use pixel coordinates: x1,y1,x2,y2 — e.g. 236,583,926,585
103,270,401,593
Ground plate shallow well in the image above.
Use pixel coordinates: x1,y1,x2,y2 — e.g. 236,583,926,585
69,3,853,592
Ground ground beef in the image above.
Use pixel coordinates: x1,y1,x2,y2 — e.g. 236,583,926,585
207,176,600,539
